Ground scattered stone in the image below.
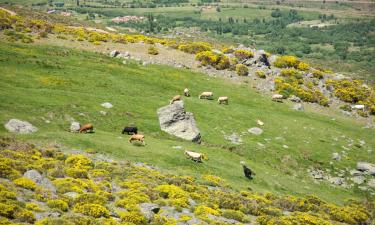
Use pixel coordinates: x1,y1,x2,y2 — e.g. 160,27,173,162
292,103,304,111
157,101,201,143
23,170,42,183
288,95,301,102
248,127,263,135
4,119,38,134
257,120,264,126
101,102,113,109
332,153,341,161
351,176,365,185
139,203,160,222
367,179,375,188
23,170,56,193
70,122,81,133
35,212,60,221
329,177,344,186
357,162,375,175
99,111,107,116
282,145,289,149
224,133,242,145
109,50,120,57
64,192,79,199
172,146,183,150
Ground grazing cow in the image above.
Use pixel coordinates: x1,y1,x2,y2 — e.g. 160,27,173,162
218,96,229,105
79,123,94,133
184,88,190,97
199,92,213,99
129,134,145,145
122,126,138,135
184,150,206,163
272,94,283,102
170,95,182,104
240,161,254,180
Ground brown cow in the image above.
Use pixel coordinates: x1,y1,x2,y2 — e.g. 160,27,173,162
79,123,94,133
170,95,181,104
129,134,146,145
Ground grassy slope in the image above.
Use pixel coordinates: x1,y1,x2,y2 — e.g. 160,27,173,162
0,41,374,204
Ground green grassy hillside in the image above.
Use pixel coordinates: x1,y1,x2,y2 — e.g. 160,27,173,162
0,41,374,204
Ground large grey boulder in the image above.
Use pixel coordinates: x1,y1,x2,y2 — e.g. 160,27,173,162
157,101,201,143
357,162,375,175
5,119,38,134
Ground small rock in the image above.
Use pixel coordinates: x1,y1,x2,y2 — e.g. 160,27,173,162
64,192,79,199
99,111,107,116
70,122,81,133
35,212,60,221
367,179,375,188
292,103,304,111
140,203,160,221
357,162,375,175
282,145,289,149
23,170,43,183
351,176,365,185
101,102,113,109
257,120,264,126
109,50,120,57
329,177,344,185
332,153,341,161
248,127,263,135
172,146,183,150
4,119,38,134
224,133,242,145
288,95,301,102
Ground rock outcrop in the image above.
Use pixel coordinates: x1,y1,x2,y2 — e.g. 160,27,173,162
4,119,38,134
157,101,201,143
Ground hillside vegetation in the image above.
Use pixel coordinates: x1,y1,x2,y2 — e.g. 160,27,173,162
0,3,374,225
0,138,374,225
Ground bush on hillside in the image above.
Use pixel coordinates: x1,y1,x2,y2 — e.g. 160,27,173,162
178,42,212,54
196,51,230,70
234,49,253,61
148,45,159,55
235,64,249,76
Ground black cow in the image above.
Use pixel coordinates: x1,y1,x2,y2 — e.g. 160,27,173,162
242,165,254,180
122,126,137,135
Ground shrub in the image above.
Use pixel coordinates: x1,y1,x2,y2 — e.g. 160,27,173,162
234,49,253,61
256,70,266,78
155,184,189,208
280,68,302,79
326,79,371,103
65,168,88,179
221,209,249,222
202,174,225,187
47,199,69,212
274,55,299,68
65,155,93,170
195,51,230,70
235,64,248,76
297,61,310,71
13,177,36,190
73,203,109,218
26,202,43,212
178,42,212,54
0,162,21,180
311,69,324,79
148,45,159,55
14,209,35,223
74,193,108,206
194,205,220,216
119,211,147,224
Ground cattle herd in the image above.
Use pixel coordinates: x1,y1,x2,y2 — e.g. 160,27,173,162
74,87,255,179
